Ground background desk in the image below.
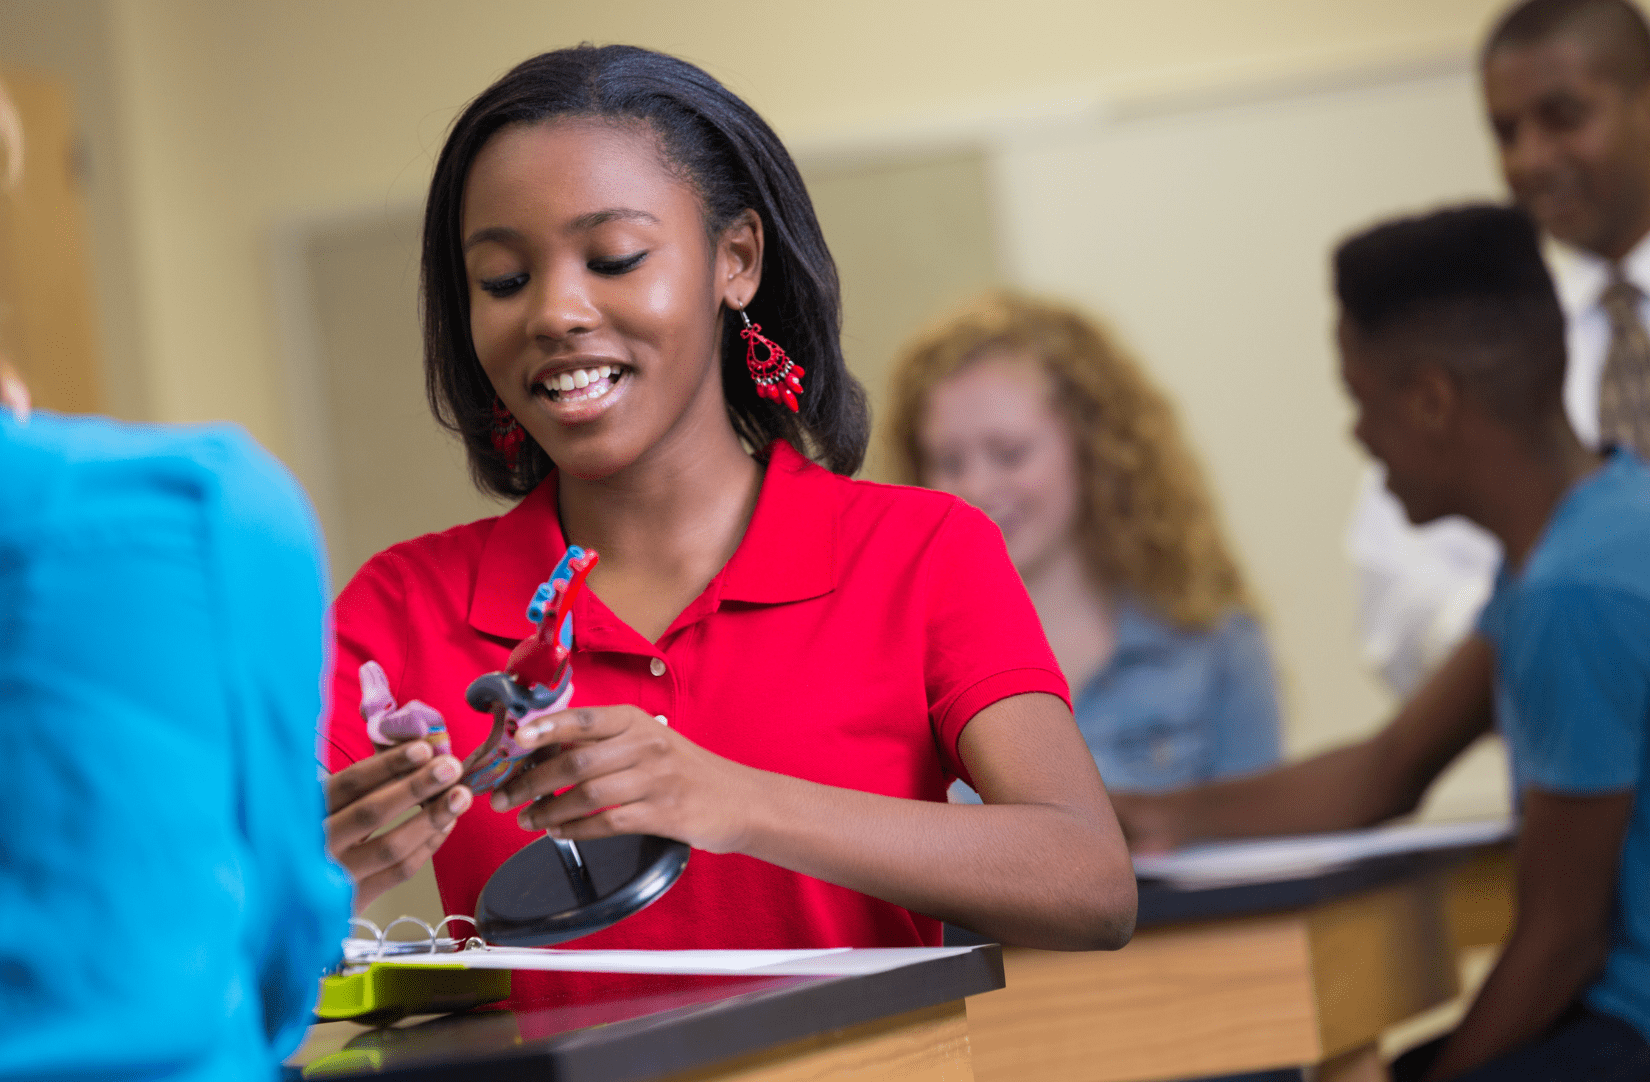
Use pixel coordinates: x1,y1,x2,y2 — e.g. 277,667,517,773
953,843,1515,1082
286,945,1002,1082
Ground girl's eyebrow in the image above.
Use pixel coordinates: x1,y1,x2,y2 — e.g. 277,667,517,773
463,209,660,252
463,225,523,252
568,207,660,231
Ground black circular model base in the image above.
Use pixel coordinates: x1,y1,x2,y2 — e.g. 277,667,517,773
476,834,690,947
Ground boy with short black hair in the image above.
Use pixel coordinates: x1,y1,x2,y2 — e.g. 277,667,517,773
1117,204,1650,1081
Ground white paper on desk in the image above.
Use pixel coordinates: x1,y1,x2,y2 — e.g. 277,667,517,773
1131,817,1513,887
366,946,980,976
370,947,853,974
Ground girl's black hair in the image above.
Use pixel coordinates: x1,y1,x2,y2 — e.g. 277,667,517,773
423,44,869,497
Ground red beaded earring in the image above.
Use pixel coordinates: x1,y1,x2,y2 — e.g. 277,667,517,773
490,398,526,470
739,308,804,413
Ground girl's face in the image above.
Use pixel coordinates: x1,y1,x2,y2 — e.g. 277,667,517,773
917,352,1083,575
461,118,761,480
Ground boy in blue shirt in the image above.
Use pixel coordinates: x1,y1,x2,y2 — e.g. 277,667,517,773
1117,204,1650,1081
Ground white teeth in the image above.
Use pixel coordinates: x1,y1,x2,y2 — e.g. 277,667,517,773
540,366,622,402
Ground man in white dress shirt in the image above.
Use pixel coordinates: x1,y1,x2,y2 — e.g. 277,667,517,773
1350,0,1650,695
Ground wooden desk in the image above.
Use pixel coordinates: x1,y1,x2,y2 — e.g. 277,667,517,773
285,945,1001,1082
958,845,1515,1082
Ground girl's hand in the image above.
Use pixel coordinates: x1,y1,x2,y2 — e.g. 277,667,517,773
489,705,757,854
1107,790,1192,855
325,743,472,911
326,665,470,911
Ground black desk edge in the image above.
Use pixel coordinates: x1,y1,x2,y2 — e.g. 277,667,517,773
299,944,1004,1082
945,839,1513,947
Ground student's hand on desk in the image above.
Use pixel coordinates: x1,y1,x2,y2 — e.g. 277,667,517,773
493,705,755,853
1109,790,1195,855
325,742,472,911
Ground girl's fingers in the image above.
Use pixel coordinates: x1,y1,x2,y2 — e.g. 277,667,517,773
325,742,433,814
518,769,651,832
515,705,628,748
325,753,462,849
350,815,461,910
341,786,470,882
492,736,646,811
542,805,638,843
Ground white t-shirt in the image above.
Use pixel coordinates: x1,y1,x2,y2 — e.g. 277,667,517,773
1346,233,1650,695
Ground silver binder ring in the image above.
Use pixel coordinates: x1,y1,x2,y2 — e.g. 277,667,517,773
378,915,437,959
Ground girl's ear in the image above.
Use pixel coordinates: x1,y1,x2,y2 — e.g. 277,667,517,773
718,209,764,311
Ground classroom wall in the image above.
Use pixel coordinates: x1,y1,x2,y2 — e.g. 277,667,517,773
36,0,1503,451
1,1,1515,792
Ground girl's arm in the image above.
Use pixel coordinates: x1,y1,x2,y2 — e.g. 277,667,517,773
494,690,1136,951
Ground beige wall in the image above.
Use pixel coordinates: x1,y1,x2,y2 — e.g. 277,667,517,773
4,2,1522,814
57,0,1501,453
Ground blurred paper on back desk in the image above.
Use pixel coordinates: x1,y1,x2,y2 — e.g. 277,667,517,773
1132,817,1514,888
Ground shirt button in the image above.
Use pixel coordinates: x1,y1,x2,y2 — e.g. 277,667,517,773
649,657,667,677
654,714,669,726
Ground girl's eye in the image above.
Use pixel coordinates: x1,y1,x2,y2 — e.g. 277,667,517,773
924,453,965,483
589,251,647,276
991,443,1033,470
479,273,528,298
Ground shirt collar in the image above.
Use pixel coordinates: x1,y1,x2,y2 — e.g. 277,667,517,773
469,481,568,642
467,439,837,644
719,439,837,604
1545,231,1650,317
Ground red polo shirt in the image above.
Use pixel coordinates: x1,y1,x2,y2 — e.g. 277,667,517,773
326,440,1066,1005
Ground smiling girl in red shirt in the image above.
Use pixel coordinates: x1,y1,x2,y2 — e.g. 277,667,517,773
320,45,1134,1003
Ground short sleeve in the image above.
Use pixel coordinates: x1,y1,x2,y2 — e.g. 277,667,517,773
1498,583,1650,794
921,502,1070,783
326,552,414,770
1204,613,1286,780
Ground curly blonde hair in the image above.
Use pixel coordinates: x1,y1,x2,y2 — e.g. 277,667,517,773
886,291,1252,630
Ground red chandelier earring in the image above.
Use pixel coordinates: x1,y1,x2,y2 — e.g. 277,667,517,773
490,397,526,470
739,308,804,413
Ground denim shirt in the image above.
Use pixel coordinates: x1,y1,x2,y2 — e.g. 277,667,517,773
954,597,1284,799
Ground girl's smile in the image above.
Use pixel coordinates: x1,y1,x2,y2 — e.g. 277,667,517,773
529,358,633,426
461,118,745,479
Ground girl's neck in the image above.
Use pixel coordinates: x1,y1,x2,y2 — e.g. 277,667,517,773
1020,542,1117,693
557,403,762,643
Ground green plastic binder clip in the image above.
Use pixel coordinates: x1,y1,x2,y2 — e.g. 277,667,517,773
316,916,510,1027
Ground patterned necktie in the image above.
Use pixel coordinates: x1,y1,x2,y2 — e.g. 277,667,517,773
1598,266,1650,455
